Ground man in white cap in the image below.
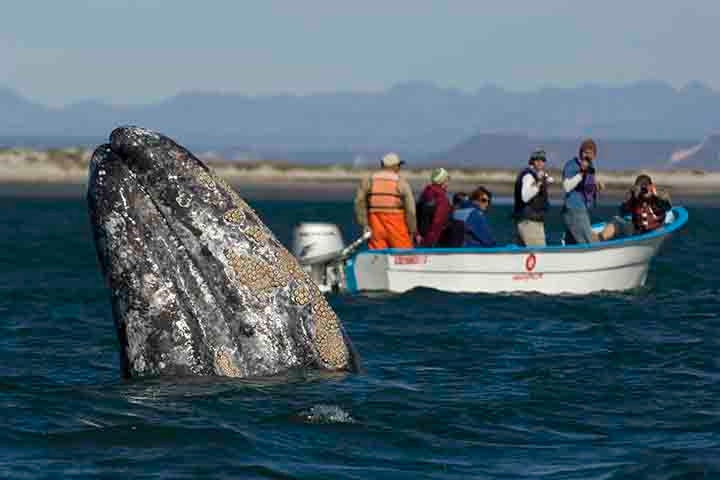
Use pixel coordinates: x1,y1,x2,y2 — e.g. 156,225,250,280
354,152,416,249
416,167,452,247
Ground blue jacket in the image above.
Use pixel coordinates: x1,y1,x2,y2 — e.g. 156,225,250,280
562,157,597,210
452,201,497,247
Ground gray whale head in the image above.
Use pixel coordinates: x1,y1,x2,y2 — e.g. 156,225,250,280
87,126,360,379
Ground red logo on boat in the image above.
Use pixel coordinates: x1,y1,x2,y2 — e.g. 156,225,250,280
393,255,428,265
525,254,537,272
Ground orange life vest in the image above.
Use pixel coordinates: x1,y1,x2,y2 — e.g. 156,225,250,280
629,199,665,232
367,171,404,213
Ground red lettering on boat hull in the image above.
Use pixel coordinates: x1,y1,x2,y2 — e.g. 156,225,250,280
512,273,544,281
393,255,429,265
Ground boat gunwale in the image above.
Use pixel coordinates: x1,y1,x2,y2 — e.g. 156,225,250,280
354,207,688,257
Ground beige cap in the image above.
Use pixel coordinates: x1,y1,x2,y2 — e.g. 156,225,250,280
381,152,404,168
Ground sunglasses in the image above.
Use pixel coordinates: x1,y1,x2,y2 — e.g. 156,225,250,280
478,196,491,205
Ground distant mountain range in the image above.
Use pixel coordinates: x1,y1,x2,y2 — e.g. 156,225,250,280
0,81,719,170
443,134,716,171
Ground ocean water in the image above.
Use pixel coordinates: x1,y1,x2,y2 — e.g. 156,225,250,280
1,193,718,479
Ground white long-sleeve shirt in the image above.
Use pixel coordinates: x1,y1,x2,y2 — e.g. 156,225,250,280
520,172,541,203
562,173,583,193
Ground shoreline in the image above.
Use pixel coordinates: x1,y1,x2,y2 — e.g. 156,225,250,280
0,147,718,201
1,178,718,205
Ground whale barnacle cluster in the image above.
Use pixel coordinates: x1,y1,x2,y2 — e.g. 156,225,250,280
277,248,309,282
222,208,246,225
310,297,348,369
175,191,192,208
290,283,313,306
225,249,290,291
244,225,267,244
196,170,216,190
214,349,242,377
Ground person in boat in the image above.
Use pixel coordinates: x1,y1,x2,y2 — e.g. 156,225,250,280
452,186,497,248
435,191,469,247
598,174,672,240
512,149,554,246
561,138,605,244
354,152,417,250
452,192,469,207
416,167,452,247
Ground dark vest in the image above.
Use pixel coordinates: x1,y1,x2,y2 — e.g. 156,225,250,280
416,197,437,237
437,219,465,247
513,168,549,221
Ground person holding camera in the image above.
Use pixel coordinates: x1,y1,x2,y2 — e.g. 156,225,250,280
561,138,604,244
512,149,553,246
599,174,672,240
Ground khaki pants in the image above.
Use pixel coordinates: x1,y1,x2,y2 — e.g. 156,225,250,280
515,219,546,247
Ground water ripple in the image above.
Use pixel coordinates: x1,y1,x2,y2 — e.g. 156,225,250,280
1,199,719,478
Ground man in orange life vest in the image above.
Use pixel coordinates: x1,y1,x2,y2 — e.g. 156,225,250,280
354,152,417,250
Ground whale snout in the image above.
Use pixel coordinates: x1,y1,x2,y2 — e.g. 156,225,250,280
87,126,360,379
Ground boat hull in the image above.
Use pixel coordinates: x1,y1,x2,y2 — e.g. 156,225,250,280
345,207,687,295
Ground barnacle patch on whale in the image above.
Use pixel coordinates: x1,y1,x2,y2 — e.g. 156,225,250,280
225,249,290,291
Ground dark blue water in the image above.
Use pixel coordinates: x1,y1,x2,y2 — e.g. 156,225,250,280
1,192,718,479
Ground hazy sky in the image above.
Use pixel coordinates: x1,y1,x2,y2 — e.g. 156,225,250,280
2,0,717,106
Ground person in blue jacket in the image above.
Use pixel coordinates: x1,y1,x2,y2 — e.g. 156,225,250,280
452,186,497,247
561,138,604,244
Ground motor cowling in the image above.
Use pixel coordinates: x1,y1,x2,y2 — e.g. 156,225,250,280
292,223,346,292
292,223,345,264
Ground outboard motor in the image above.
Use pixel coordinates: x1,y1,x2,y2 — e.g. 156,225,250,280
292,223,371,293
292,223,346,292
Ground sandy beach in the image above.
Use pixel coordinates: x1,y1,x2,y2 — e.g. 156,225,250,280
0,147,717,201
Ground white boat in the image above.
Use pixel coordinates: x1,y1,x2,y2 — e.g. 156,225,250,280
293,207,688,295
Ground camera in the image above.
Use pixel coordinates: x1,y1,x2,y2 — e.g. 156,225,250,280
632,185,650,198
